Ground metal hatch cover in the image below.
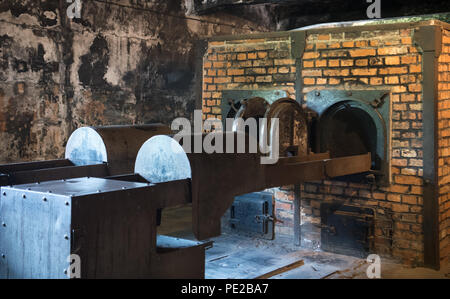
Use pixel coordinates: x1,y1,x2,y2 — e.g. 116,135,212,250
320,203,375,258
228,191,274,240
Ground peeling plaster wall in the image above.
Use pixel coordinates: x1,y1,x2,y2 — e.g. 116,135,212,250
0,0,269,163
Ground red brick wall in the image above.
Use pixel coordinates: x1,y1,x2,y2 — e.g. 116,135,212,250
202,36,296,121
202,24,449,266
300,28,424,265
438,28,450,268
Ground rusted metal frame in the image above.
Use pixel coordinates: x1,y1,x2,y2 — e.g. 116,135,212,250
276,152,330,165
150,179,192,209
265,160,325,186
189,151,265,240
96,179,192,224
323,153,373,178
106,173,161,228
0,159,73,174
133,132,261,240
183,132,371,240
290,30,306,247
8,163,109,185
132,132,371,241
105,173,149,183
413,25,442,270
265,153,372,188
70,184,159,278
195,39,208,111
290,30,306,105
151,235,210,279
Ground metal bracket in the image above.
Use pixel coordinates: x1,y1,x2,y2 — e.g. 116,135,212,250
290,30,306,106
290,31,306,59
255,214,274,223
370,92,388,109
413,25,442,57
195,39,208,111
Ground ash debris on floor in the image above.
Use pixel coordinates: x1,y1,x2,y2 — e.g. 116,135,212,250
159,205,449,279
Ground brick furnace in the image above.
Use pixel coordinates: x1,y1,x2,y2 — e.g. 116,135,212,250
199,19,450,269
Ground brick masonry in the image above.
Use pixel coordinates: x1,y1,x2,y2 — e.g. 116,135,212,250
202,36,296,119
202,21,450,267
299,28,424,266
438,28,450,267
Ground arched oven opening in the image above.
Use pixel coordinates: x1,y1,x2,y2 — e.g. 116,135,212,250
306,91,391,186
319,101,379,170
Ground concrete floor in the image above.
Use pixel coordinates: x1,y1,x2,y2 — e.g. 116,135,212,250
158,205,450,279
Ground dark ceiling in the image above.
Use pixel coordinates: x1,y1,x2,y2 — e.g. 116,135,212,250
192,0,450,30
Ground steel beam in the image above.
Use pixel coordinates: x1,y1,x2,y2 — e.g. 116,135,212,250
135,133,372,240
413,25,442,270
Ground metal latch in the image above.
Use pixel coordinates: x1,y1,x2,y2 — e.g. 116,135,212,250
255,215,274,223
